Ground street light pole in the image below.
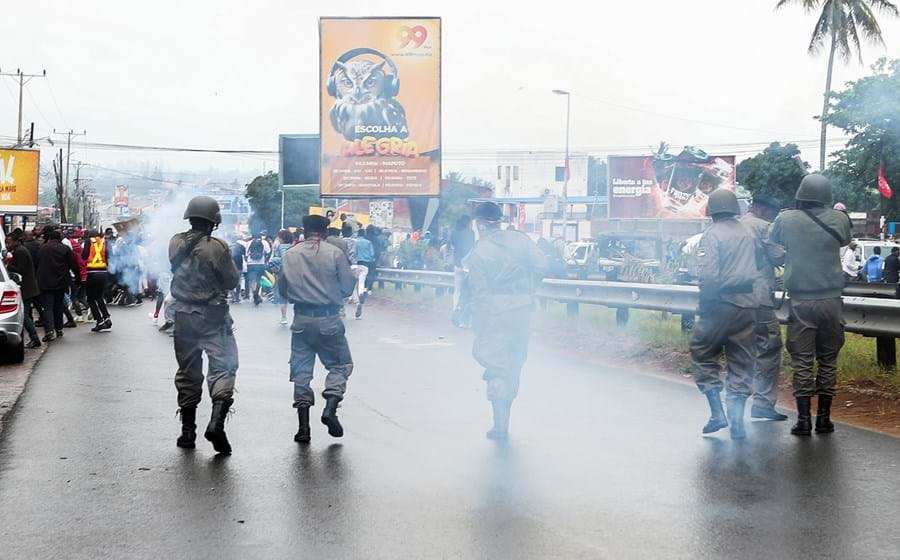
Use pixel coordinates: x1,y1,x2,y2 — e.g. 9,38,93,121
553,89,571,240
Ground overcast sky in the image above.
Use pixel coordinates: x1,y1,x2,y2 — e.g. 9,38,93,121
6,0,900,178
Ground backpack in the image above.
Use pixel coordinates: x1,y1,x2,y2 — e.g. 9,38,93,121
249,238,264,260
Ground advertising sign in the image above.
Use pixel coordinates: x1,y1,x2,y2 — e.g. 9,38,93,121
280,134,320,188
608,149,736,219
320,17,441,197
114,185,130,208
0,148,39,213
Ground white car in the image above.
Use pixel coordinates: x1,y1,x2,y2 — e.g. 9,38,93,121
0,259,25,364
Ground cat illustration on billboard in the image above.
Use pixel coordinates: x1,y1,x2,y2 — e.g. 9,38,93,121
327,48,409,141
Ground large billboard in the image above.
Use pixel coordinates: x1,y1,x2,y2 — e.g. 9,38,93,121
319,17,441,198
608,149,736,219
280,134,320,188
0,148,39,213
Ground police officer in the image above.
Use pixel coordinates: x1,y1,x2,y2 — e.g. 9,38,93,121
770,174,852,436
691,189,761,440
739,197,788,421
277,214,356,442
170,196,241,454
465,202,546,440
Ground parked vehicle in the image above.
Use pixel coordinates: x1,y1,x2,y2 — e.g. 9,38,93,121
0,259,24,364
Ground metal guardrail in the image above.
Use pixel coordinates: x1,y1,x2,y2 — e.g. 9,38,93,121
376,268,900,366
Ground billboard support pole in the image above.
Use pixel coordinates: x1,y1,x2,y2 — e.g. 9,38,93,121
281,190,285,230
553,89,571,240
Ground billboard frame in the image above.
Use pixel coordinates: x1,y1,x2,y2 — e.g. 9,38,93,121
318,16,442,199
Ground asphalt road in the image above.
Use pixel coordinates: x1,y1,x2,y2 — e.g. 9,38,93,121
1,299,900,559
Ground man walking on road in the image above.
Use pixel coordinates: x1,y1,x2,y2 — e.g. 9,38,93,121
278,214,356,443
353,229,375,319
771,174,852,436
465,202,546,440
691,189,761,440
83,231,113,332
170,196,241,454
739,197,788,422
6,233,43,349
36,227,80,343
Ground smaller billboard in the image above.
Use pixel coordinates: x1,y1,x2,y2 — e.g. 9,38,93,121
114,185,129,207
608,149,735,219
0,148,40,213
280,134,321,188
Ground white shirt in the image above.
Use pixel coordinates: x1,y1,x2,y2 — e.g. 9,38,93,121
245,239,271,265
842,247,860,277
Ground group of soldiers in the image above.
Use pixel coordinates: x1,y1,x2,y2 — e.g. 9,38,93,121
165,196,543,453
166,174,848,453
691,174,851,439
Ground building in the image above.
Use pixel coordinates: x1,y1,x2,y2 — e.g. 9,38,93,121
492,150,589,198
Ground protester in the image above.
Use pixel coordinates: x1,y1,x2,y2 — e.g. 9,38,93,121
864,246,885,283
246,233,271,305
270,229,293,325
83,231,113,332
6,233,42,348
364,225,382,291
229,235,246,303
23,229,41,269
842,240,860,281
36,227,80,342
68,231,89,322
884,247,900,283
354,229,375,319
465,202,547,440
170,196,241,454
770,174,853,436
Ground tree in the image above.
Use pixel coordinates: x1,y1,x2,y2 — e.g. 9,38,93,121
439,172,494,230
776,0,898,171
244,172,320,233
824,57,900,216
736,142,809,207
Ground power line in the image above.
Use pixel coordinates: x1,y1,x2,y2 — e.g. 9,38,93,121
45,78,70,131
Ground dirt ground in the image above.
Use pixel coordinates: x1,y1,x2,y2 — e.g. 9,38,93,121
375,295,900,439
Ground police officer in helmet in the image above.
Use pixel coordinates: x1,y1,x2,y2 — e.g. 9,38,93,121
770,174,852,436
169,196,241,454
690,189,762,440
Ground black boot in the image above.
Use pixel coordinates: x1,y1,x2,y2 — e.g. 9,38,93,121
702,391,728,434
176,406,197,449
815,395,835,434
791,397,813,436
204,399,233,454
486,400,511,440
294,406,311,443
727,396,747,440
321,397,344,438
750,403,789,421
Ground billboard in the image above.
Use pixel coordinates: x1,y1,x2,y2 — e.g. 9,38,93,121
319,17,441,198
0,148,39,213
280,134,320,188
114,185,129,207
608,149,736,219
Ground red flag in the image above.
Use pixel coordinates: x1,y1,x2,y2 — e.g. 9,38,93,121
879,163,893,199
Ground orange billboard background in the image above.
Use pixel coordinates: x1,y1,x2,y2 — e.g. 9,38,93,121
320,17,441,197
0,149,40,213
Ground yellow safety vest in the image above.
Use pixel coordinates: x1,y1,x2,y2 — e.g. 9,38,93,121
87,238,107,270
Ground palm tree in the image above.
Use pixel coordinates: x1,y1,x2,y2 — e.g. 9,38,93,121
776,0,898,170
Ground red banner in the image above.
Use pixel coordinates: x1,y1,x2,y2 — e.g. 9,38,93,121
879,163,892,199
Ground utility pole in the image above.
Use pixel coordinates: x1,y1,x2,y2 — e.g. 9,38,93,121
53,129,87,217
0,68,46,146
553,89,572,241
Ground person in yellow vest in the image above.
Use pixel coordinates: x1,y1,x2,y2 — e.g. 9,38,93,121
82,231,112,332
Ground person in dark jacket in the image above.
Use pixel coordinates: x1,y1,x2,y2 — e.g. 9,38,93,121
6,233,42,348
36,229,80,342
884,247,900,284
23,229,41,265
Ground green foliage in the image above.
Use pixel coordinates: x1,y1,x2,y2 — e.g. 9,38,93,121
736,143,809,207
776,0,899,62
824,58,900,216
440,172,494,229
245,171,320,234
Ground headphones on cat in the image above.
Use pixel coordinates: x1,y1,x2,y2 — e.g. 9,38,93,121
326,48,400,99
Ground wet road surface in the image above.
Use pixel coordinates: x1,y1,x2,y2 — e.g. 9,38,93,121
1,301,899,559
